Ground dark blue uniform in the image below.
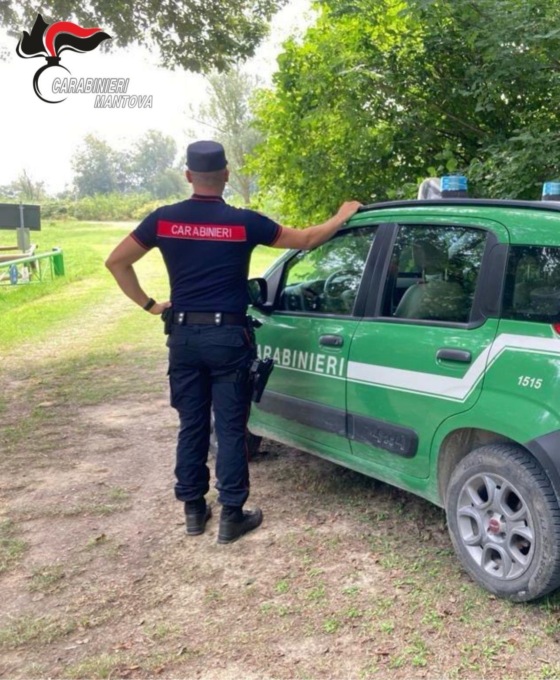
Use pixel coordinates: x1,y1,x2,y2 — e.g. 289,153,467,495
132,195,281,508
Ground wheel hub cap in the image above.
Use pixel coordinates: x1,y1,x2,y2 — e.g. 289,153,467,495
487,517,503,535
456,473,535,580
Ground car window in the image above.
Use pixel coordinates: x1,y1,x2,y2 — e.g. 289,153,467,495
381,224,487,323
277,227,376,315
502,245,560,323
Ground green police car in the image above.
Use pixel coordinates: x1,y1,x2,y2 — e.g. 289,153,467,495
248,181,560,602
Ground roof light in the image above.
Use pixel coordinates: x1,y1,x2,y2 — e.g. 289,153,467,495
542,181,560,201
441,175,468,198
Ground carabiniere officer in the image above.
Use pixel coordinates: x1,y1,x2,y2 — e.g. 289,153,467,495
105,140,361,544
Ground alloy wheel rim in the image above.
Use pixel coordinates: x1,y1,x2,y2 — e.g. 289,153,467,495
456,473,535,580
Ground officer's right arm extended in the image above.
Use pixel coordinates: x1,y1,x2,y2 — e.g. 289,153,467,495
272,201,362,250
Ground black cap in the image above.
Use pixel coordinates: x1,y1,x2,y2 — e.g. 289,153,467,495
186,140,227,172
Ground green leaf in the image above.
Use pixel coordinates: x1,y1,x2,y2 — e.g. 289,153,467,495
446,158,459,173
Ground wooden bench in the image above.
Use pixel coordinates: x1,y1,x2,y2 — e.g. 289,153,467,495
0,245,37,264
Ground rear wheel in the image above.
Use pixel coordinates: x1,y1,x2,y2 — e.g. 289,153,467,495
446,444,560,601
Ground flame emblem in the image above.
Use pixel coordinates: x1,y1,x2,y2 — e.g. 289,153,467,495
16,14,111,103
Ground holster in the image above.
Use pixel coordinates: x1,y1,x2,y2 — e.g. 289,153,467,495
161,306,173,335
249,357,274,403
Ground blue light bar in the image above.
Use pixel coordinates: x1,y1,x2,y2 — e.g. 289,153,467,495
542,181,560,201
441,175,468,194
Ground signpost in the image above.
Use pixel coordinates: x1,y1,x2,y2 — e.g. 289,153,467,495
0,203,62,285
0,203,41,253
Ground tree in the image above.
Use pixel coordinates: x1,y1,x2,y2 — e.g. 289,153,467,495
129,130,184,198
72,134,123,196
150,169,187,199
251,0,560,223
3,0,285,72
71,132,185,198
0,170,46,201
9,170,46,202
194,67,264,205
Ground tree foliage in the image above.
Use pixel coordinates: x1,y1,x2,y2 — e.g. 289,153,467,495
0,170,46,202
195,67,264,205
72,134,120,197
72,130,184,198
129,130,183,197
252,0,560,223
3,0,285,72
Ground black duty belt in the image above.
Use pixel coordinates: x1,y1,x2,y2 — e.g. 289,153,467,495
172,312,247,326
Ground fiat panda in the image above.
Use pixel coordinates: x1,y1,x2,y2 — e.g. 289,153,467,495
247,188,560,602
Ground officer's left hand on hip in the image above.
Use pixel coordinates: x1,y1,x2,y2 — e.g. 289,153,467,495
150,301,172,316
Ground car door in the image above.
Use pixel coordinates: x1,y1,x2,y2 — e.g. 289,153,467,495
346,219,509,478
251,225,377,457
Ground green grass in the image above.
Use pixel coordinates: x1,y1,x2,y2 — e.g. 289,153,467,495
0,220,281,353
275,578,290,594
0,519,27,574
62,647,192,680
62,652,133,680
0,614,76,649
323,617,341,633
29,565,66,593
0,221,128,348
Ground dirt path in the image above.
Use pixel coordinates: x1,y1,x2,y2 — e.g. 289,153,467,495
2,298,560,679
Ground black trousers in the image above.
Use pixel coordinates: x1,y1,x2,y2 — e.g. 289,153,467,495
167,323,254,507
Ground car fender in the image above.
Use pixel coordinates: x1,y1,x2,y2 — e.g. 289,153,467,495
430,389,560,502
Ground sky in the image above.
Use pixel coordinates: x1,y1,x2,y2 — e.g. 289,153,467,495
0,1,312,194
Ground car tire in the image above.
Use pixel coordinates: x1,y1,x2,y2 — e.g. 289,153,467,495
446,444,560,602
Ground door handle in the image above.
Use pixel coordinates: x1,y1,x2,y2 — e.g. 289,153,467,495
436,348,472,363
319,334,344,347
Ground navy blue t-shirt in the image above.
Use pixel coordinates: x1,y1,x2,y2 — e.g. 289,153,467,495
131,195,281,313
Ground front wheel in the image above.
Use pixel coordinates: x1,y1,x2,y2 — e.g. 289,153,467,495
446,444,560,602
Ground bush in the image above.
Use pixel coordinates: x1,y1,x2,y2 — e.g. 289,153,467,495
130,198,169,220
9,192,188,224
71,193,151,221
41,200,72,220
73,193,187,221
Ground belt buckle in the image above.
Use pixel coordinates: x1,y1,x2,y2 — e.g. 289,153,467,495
214,312,222,326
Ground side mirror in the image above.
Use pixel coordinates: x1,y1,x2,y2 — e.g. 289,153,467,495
248,277,268,309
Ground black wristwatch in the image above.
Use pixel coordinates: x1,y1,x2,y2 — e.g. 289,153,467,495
143,297,156,311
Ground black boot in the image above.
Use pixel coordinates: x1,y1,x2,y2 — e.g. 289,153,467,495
184,499,212,536
218,506,263,544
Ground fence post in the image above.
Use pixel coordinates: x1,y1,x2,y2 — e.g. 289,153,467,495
52,248,65,276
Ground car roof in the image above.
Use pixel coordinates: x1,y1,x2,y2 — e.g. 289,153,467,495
358,198,560,214
352,198,560,245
